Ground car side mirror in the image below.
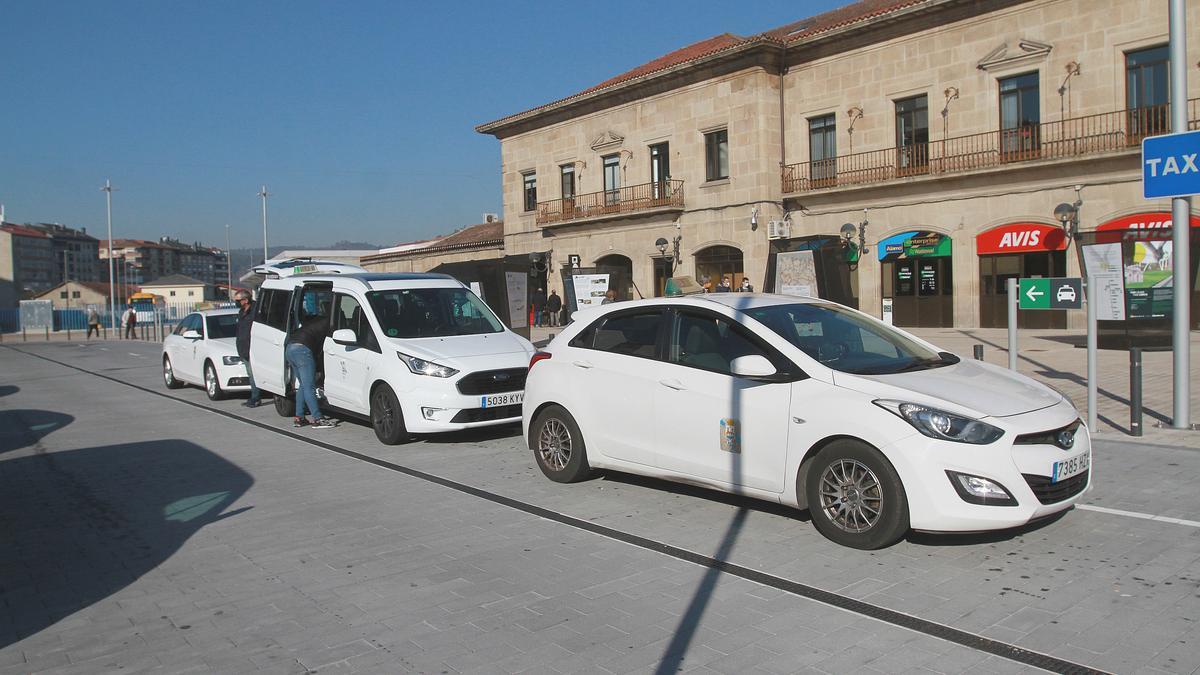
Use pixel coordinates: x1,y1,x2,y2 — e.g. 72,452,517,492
730,354,778,379
182,330,201,340
332,328,357,346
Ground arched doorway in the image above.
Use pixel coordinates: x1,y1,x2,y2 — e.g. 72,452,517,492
595,254,634,300
695,245,744,291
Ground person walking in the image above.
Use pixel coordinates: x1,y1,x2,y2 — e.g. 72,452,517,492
740,278,754,293
532,287,546,327
545,290,562,327
123,306,137,339
86,308,101,339
285,310,338,429
234,290,262,408
714,275,733,293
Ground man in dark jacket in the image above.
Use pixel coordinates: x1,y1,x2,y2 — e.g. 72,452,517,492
234,290,261,408
545,289,563,327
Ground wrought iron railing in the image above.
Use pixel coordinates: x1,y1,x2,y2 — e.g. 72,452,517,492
782,100,1200,193
536,179,684,225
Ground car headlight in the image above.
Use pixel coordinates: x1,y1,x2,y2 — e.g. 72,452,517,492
222,356,244,366
397,352,459,378
874,400,1004,444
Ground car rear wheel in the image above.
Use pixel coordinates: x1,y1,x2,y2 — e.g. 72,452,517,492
273,393,293,417
531,405,592,483
370,384,409,445
204,362,225,401
805,439,908,550
163,357,183,389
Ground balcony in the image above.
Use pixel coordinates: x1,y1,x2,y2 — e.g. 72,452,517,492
782,101,1200,194
536,179,684,226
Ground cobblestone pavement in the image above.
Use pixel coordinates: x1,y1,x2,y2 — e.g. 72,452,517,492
2,341,1200,674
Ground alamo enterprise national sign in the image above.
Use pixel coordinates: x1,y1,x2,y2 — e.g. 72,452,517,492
1142,130,1200,199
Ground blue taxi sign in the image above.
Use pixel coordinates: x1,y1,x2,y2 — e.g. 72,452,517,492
1142,130,1200,199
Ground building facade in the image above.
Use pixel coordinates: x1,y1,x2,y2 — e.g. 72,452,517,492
477,0,1200,329
28,223,101,284
0,223,57,305
34,280,115,311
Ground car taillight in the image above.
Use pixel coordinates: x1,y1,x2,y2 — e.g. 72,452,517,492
529,351,552,370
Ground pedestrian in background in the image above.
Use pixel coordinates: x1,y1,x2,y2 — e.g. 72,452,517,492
285,309,338,429
545,290,562,327
234,290,261,408
123,306,137,339
532,287,546,327
86,308,101,339
740,278,754,293
714,276,732,293
601,289,617,305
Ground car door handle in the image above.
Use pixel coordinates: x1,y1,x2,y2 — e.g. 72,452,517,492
572,360,594,369
658,378,685,390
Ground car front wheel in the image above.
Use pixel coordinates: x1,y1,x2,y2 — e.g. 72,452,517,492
805,440,909,550
370,384,409,445
204,362,225,401
531,405,592,483
163,357,183,389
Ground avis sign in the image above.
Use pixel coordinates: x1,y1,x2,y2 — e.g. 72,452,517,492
1018,278,1083,310
1142,130,1200,199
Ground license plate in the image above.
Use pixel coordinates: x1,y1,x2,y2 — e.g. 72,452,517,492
480,392,523,408
1051,452,1089,483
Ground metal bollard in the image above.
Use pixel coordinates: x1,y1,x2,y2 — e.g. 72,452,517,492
23,327,27,342
44,326,49,341
1130,347,1143,437
973,344,984,361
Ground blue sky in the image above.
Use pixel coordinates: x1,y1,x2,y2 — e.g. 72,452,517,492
3,1,843,249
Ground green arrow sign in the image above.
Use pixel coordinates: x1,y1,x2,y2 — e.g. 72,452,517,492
1019,277,1083,310
1018,278,1051,309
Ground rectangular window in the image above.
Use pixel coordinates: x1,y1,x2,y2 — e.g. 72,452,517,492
560,164,575,200
522,172,537,212
170,290,176,297
72,291,80,298
1127,45,1170,138
999,72,1040,158
895,95,929,174
603,154,621,207
333,293,379,352
808,114,837,185
649,142,670,199
59,291,67,299
265,289,291,330
704,129,729,181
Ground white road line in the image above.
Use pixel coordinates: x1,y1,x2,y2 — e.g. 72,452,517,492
100,348,109,351
1078,503,1200,528
128,352,142,358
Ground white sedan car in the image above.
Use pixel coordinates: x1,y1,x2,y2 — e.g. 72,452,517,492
162,309,252,400
523,294,1091,549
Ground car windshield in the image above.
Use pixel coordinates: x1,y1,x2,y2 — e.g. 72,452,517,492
367,287,504,338
205,314,239,339
744,302,956,374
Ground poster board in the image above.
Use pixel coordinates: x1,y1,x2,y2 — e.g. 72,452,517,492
1081,243,1126,321
504,271,528,329
775,250,818,297
571,273,610,310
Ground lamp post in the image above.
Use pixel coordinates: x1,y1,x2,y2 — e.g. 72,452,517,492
258,185,271,264
1053,186,1082,246
101,179,118,331
225,223,233,298
840,209,870,269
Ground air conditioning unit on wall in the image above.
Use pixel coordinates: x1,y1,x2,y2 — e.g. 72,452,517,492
482,213,500,223
766,219,790,240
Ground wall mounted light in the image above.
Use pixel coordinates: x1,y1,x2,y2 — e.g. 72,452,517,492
1053,185,1083,244
846,106,864,153
941,87,960,136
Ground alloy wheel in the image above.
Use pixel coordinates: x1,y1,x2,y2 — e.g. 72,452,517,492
537,418,572,471
818,458,883,533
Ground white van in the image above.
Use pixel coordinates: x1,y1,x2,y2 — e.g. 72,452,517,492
250,266,535,444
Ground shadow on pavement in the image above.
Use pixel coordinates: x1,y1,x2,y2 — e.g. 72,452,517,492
600,472,805,521
421,422,523,445
0,433,254,648
0,385,18,398
0,409,75,455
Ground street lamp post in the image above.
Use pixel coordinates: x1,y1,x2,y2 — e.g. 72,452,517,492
258,185,271,264
101,179,118,332
1169,0,1191,429
225,223,233,298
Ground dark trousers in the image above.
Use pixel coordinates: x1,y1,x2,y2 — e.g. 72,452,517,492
125,323,136,339
87,324,100,338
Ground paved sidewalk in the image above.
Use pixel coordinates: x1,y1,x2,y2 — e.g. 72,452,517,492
530,323,1200,448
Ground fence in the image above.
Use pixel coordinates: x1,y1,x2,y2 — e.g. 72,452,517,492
0,301,237,337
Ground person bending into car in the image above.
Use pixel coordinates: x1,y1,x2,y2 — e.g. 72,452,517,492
285,311,339,429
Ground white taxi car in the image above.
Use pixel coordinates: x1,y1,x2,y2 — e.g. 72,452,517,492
162,308,251,400
249,268,535,444
523,294,1091,549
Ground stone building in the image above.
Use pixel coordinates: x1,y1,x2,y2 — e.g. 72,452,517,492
0,223,57,305
28,223,100,284
476,0,1200,329
360,220,505,274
